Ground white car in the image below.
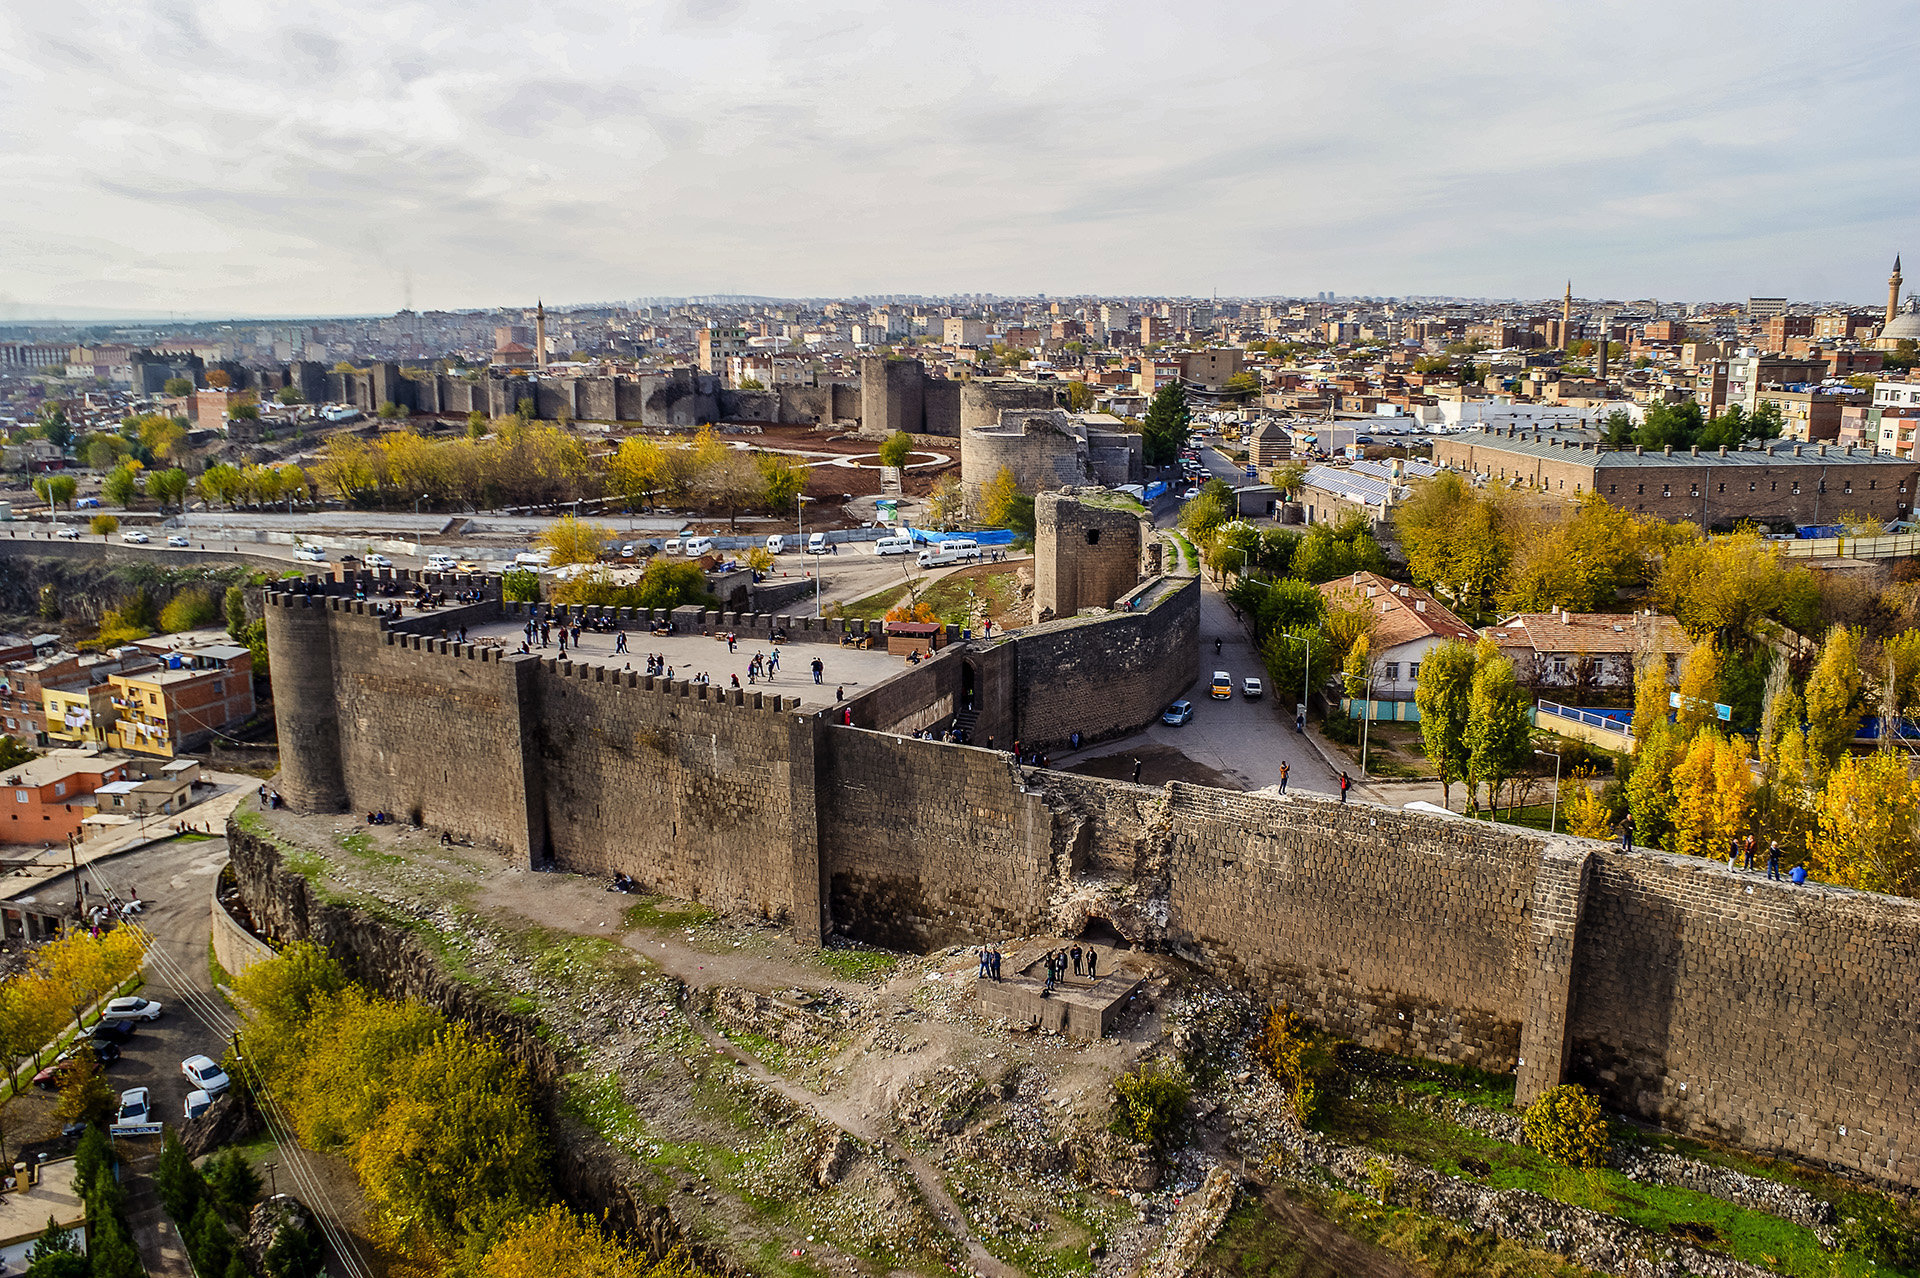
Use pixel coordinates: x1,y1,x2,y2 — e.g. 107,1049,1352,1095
425,554,459,572
620,543,636,559
113,1086,151,1127
1243,676,1264,699
363,553,393,568
104,996,163,1021
121,530,150,544
1181,487,1201,500
166,534,189,547
294,546,327,563
184,1089,213,1121
56,527,81,539
181,1054,231,1098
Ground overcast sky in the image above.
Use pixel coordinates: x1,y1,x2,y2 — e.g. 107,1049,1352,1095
2,0,1916,319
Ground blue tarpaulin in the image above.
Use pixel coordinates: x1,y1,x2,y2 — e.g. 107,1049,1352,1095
910,528,1016,546
1142,481,1169,500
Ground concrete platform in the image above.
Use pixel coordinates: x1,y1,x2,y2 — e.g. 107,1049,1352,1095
0,1156,83,1247
974,943,1146,1039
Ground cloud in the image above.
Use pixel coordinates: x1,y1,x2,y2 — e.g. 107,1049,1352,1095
0,0,1915,315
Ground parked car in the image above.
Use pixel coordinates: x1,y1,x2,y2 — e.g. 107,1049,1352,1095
104,996,163,1021
181,1054,231,1098
166,534,190,547
620,543,636,559
56,527,81,539
363,553,393,568
1243,676,1264,699
294,545,327,563
113,1087,151,1127
1181,487,1201,500
1209,671,1233,700
32,1042,120,1090
120,530,149,544
83,1018,138,1044
184,1090,213,1121
1162,700,1195,726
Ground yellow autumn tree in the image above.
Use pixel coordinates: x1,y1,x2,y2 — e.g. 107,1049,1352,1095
478,1205,713,1278
1813,752,1920,897
1673,637,1722,738
1803,625,1863,778
1562,765,1614,840
536,515,615,566
1631,653,1671,748
1710,733,1757,852
1668,731,1721,860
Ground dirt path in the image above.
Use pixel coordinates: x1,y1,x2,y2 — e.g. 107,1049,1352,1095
681,1001,1019,1278
1242,1183,1421,1278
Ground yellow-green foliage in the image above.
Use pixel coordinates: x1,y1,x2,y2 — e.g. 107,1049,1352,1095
1255,1005,1335,1127
477,1205,716,1278
1521,1083,1609,1168
158,587,220,633
234,943,550,1267
1111,1058,1190,1147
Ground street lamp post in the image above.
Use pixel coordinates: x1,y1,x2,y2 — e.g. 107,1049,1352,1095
1351,673,1375,776
1281,632,1312,732
413,494,425,555
1534,748,1563,834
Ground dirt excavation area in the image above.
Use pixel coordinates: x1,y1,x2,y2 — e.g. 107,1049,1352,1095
249,805,1348,1278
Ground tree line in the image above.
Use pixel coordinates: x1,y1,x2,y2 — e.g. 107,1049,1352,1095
232,943,716,1277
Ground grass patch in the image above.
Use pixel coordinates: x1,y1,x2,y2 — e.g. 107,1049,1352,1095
948,1155,1125,1278
833,582,911,622
715,1025,793,1071
835,570,1023,628
561,1071,650,1153
620,896,717,932
169,830,216,842
1320,1097,1878,1277
1341,1046,1516,1109
814,944,899,983
207,939,235,993
508,925,657,992
504,996,536,1017
336,831,402,867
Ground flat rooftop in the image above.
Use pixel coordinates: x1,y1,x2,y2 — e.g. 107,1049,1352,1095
465,615,913,711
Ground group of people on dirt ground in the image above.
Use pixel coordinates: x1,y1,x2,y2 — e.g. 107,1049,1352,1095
977,943,1102,994
1615,818,1810,884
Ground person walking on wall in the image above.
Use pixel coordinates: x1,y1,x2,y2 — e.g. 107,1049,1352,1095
1131,757,1142,784
1618,814,1635,852
1767,839,1781,880
1278,761,1289,795
812,657,824,684
990,947,1001,981
1086,948,1098,980
1743,833,1755,871
1339,772,1350,803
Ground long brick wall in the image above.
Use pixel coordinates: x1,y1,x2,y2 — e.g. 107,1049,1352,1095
263,579,1920,1188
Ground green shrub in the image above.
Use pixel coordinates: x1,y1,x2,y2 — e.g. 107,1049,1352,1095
1521,1083,1609,1168
1111,1058,1189,1148
1254,1005,1342,1127
159,587,220,632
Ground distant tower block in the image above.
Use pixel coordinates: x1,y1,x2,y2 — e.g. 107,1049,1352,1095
1034,488,1148,621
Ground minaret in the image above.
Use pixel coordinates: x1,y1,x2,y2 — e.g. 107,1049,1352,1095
1561,280,1572,350
1890,256,1904,328
535,300,549,372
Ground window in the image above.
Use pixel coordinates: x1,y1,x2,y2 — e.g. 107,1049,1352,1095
1792,482,1801,495
1717,483,1725,493
53,782,63,797
1383,662,1400,680
1662,484,1671,497
1750,481,1756,492
1409,662,1420,680
14,792,25,804
1845,482,1853,495
1609,484,1617,494
1637,483,1645,495
1553,657,1567,675
1690,485,1699,497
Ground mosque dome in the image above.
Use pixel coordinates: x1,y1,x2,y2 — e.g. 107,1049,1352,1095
1885,310,1920,342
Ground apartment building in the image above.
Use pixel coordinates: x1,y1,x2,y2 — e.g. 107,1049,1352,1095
104,643,254,757
943,318,990,347
696,326,749,378
2,750,141,845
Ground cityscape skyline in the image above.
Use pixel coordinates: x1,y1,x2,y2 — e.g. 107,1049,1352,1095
3,0,1916,318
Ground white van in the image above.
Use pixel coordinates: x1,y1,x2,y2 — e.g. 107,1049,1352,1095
765,534,789,554
807,533,829,555
514,549,552,568
874,535,913,556
684,536,716,557
663,538,682,556
943,539,980,556
425,553,458,572
917,548,972,569
294,544,327,563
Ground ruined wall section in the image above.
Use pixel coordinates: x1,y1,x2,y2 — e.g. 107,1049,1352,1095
1011,576,1199,749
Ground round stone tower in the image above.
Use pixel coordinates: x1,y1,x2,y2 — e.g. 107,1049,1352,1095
264,593,348,812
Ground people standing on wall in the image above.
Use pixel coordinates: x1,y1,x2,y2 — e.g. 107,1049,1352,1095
1767,840,1782,880
1131,757,1141,784
812,657,824,684
1278,761,1289,795
1086,948,1098,980
1618,814,1635,852
1742,834,1755,871
1339,772,1350,803
1071,945,1083,977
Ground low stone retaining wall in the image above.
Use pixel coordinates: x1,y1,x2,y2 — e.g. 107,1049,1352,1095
211,874,276,978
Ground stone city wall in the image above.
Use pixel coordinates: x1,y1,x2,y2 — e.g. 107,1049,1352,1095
262,574,1920,1188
